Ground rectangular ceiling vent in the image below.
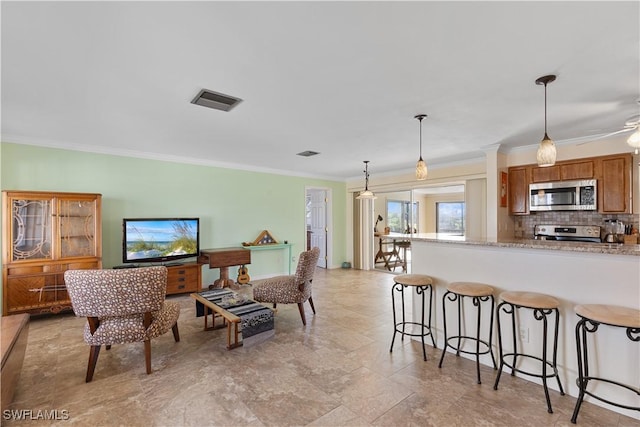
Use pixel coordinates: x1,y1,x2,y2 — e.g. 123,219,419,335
297,150,320,157
191,89,242,112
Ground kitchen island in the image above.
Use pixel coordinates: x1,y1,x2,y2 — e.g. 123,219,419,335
409,234,639,419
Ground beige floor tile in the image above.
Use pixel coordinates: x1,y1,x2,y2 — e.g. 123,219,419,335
4,267,638,426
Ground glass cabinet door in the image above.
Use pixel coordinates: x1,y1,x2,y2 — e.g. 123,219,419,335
10,197,53,261
58,198,98,258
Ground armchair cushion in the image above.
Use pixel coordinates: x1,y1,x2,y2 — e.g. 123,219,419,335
82,301,180,346
253,275,310,305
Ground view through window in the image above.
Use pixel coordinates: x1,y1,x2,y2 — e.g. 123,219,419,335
436,202,465,235
387,200,418,234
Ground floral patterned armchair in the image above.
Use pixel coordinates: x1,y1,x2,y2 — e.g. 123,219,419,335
253,247,320,325
64,266,180,382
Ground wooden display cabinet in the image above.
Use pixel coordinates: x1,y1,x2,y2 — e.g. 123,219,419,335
165,262,201,295
2,191,102,316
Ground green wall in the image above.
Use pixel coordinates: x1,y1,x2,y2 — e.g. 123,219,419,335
0,142,347,289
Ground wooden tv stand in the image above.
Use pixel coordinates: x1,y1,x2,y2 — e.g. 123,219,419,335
165,262,201,295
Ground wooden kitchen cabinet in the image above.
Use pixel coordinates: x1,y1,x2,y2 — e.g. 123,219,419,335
2,191,102,315
531,166,560,183
508,153,632,215
598,154,632,213
508,166,530,215
560,160,595,180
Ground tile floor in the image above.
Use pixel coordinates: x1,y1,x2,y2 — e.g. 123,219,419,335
5,268,639,426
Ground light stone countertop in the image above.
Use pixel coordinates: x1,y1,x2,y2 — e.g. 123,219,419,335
410,233,640,256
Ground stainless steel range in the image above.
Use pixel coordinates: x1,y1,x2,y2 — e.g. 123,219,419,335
534,224,602,243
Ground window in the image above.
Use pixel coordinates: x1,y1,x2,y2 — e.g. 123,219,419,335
386,200,418,234
436,202,465,235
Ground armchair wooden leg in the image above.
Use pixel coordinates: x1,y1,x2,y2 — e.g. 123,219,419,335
308,296,316,314
144,340,151,374
86,345,101,383
297,303,307,325
172,322,180,342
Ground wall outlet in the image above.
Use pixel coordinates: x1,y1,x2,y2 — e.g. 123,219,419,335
519,327,529,343
292,256,296,263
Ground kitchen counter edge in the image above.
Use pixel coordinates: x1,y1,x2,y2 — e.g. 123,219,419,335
410,235,640,256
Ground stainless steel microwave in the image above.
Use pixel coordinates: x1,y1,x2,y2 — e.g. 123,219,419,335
529,179,597,211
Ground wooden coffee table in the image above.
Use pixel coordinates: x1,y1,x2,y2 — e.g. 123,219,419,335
191,289,273,350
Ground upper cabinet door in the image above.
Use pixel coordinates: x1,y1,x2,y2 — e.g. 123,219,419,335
560,160,595,180
508,167,529,215
57,196,101,259
6,195,53,262
531,166,560,183
599,155,632,213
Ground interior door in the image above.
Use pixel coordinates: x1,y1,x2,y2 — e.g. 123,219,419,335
307,189,327,268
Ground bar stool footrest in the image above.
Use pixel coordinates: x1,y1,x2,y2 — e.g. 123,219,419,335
501,352,561,380
444,335,493,356
575,377,640,412
394,322,434,338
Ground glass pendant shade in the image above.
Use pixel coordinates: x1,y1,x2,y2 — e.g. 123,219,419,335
535,75,556,167
536,134,556,167
356,160,376,199
356,189,376,200
416,157,428,180
415,114,428,180
627,129,640,154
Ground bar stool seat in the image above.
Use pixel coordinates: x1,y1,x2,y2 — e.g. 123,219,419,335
500,291,559,309
438,282,497,384
571,304,640,423
494,290,565,414
389,274,435,361
394,274,432,287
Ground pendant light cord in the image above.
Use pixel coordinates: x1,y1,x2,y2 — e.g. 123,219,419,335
419,117,423,159
544,82,548,136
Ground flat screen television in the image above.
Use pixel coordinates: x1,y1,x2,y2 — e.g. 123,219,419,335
122,218,200,264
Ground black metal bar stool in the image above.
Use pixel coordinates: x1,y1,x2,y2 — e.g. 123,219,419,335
493,291,565,413
389,274,436,361
438,282,497,384
571,304,640,423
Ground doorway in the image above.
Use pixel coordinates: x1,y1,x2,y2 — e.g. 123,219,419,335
306,187,331,268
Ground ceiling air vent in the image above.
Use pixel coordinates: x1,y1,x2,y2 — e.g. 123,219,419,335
191,89,242,112
297,150,320,157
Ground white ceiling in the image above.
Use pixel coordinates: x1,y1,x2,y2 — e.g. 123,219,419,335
2,1,639,181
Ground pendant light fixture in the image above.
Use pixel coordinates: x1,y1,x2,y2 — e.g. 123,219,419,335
415,114,428,180
356,160,376,200
535,74,557,167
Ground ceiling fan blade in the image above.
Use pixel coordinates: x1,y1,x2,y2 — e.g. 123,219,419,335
575,127,634,145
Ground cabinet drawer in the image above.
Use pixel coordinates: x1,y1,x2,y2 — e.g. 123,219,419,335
167,268,198,282
165,264,200,295
166,279,197,294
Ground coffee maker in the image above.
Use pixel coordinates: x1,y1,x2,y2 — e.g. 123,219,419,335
603,219,625,243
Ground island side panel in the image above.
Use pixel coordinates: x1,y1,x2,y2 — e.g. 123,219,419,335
411,239,640,420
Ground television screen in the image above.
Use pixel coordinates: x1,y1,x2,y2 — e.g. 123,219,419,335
122,218,200,264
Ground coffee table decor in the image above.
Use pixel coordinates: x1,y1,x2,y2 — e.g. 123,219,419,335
192,288,274,349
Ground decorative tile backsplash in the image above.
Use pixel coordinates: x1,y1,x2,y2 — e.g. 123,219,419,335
513,212,640,239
